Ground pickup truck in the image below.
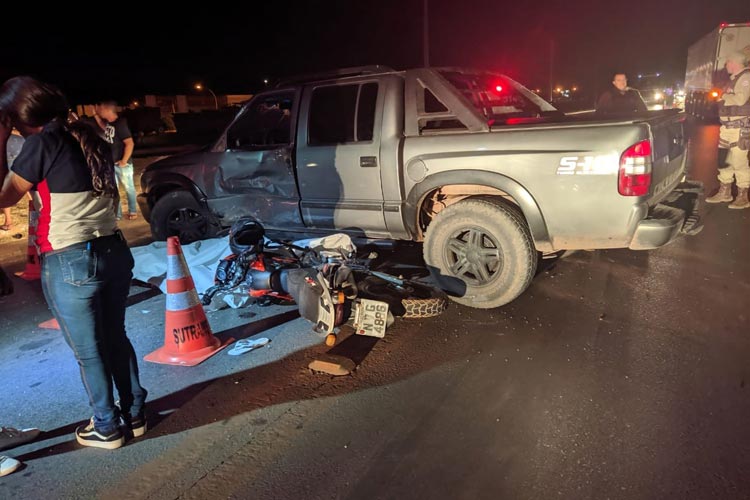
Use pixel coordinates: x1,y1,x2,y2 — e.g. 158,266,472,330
138,66,702,309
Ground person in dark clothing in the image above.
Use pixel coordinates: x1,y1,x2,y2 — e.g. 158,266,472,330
82,102,137,220
596,72,648,115
0,265,12,296
0,264,41,476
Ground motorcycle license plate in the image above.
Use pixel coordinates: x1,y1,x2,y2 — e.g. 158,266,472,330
353,299,389,338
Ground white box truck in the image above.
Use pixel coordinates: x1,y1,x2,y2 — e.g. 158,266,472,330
685,23,750,120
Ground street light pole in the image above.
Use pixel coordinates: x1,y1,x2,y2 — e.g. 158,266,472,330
549,39,555,102
194,83,219,110
423,0,430,67
206,88,218,110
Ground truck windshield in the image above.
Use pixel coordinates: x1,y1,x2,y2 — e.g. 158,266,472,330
439,70,558,124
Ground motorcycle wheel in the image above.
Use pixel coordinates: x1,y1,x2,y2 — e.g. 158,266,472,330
355,275,448,318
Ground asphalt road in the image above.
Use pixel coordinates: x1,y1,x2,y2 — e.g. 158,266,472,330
1,121,749,500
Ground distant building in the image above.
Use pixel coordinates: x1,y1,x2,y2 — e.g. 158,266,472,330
75,94,252,118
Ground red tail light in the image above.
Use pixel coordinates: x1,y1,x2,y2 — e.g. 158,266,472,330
619,140,652,196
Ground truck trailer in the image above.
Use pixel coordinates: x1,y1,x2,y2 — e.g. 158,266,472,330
684,23,750,120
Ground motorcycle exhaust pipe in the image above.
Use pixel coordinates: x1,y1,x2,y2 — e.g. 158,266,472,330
247,269,290,293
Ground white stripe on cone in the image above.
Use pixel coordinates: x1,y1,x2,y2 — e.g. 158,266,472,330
167,254,190,280
166,289,202,312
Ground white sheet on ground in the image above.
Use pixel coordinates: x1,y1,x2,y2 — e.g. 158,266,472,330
130,236,231,294
130,234,355,298
130,233,356,298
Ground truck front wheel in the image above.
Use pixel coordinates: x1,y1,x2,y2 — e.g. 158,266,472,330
150,190,218,243
423,198,537,309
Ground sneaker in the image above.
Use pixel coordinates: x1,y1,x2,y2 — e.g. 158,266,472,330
121,413,147,438
75,419,124,450
0,456,21,477
0,427,41,452
115,401,147,438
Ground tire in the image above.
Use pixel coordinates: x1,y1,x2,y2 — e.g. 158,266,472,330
356,275,448,318
423,198,537,309
150,190,218,243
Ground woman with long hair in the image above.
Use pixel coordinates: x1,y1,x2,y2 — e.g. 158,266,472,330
0,76,147,450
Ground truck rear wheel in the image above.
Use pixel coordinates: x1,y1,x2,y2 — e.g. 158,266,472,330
423,198,537,309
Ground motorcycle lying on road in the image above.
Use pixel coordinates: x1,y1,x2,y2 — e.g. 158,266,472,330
201,218,448,345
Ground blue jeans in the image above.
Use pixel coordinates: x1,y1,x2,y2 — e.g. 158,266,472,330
41,232,147,434
115,162,137,218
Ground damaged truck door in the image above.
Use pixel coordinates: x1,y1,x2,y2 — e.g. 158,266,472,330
209,90,305,231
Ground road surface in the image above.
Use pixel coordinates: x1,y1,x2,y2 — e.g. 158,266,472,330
1,121,749,500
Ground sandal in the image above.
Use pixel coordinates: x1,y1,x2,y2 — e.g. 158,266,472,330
228,337,270,356
0,224,10,231
126,214,138,220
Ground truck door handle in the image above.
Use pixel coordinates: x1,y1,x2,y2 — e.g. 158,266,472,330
360,156,378,168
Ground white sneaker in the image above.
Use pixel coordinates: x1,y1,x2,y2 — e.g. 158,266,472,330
0,456,21,477
0,427,41,451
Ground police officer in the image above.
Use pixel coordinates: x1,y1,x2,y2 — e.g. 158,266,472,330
706,51,750,209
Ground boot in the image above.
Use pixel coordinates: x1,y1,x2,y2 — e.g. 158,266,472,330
729,187,750,209
705,183,733,203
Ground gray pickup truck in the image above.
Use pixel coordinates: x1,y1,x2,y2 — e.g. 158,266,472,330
138,66,702,309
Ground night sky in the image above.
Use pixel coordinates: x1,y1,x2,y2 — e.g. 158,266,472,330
3,0,749,103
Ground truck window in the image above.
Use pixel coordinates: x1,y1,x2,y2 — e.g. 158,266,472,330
356,83,378,141
308,82,379,146
439,70,557,124
226,92,294,150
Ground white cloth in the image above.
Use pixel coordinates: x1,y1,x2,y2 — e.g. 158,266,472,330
131,236,231,294
131,233,356,297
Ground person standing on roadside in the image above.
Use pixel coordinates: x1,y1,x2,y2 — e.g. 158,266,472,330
1,207,40,476
705,51,750,209
83,101,137,220
0,76,148,450
1,132,24,231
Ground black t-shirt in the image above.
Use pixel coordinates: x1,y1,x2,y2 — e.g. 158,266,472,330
596,87,648,115
82,116,132,162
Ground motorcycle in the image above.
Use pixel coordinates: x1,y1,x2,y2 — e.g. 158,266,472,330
201,219,448,345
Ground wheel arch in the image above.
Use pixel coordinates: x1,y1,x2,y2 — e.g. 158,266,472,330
144,172,208,210
404,170,553,252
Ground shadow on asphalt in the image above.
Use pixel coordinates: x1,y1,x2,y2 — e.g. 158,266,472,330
14,309,428,463
15,308,307,461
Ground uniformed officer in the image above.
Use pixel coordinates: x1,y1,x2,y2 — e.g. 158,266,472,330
706,51,750,209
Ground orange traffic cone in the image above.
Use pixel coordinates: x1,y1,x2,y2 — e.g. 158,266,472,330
15,200,41,281
38,318,60,330
144,236,232,366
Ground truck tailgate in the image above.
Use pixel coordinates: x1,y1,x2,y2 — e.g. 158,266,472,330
644,112,687,203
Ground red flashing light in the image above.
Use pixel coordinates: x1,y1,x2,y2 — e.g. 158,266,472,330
719,22,728,28
619,140,652,197
495,85,503,92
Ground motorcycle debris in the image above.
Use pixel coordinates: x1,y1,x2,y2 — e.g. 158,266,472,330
228,337,271,356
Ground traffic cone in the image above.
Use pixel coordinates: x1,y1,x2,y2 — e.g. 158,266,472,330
15,200,41,281
144,236,232,366
38,318,60,330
